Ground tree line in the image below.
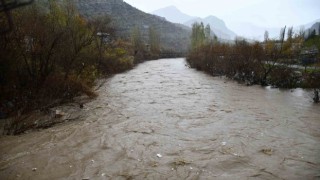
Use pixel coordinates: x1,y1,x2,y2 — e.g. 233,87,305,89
0,0,144,120
187,22,320,103
130,25,161,62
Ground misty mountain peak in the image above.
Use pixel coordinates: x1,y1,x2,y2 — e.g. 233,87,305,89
152,6,236,40
204,15,226,27
152,6,194,24
162,5,179,11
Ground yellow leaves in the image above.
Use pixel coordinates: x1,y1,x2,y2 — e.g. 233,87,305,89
105,48,127,59
79,65,100,86
103,47,134,72
264,41,275,54
78,16,87,26
47,1,68,27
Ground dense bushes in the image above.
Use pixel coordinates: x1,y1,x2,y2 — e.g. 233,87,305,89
0,1,134,119
187,23,320,102
187,40,266,85
187,40,317,88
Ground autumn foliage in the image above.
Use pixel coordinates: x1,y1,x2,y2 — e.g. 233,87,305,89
0,1,134,118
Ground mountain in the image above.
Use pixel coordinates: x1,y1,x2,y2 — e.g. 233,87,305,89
75,0,191,52
184,16,237,40
152,6,195,24
303,19,320,30
308,22,320,35
152,6,236,40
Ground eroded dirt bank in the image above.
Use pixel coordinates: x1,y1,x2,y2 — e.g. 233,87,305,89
1,58,319,179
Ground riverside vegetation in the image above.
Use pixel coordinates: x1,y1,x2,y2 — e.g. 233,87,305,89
187,22,320,103
0,0,161,134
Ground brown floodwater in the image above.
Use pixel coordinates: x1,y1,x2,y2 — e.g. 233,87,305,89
1,58,319,179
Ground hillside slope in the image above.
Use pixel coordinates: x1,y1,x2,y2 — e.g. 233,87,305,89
76,0,191,52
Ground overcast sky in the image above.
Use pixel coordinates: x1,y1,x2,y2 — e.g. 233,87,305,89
123,0,320,28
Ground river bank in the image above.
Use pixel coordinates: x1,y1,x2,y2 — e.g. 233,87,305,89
1,58,319,179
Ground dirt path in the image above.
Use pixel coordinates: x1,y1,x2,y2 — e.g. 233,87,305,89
1,58,319,179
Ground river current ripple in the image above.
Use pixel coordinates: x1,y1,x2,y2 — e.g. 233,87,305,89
1,58,319,179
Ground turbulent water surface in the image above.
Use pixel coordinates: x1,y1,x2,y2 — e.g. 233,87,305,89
1,58,319,179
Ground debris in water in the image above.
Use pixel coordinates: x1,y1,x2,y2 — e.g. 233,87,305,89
101,173,106,176
221,142,227,146
94,106,103,109
151,162,158,167
55,109,64,118
190,167,193,170
91,160,95,163
171,158,190,167
32,168,37,171
156,153,162,158
261,148,273,155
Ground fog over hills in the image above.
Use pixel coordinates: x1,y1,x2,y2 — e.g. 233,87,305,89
152,6,237,40
152,5,320,41
184,16,237,40
152,6,195,24
229,19,320,41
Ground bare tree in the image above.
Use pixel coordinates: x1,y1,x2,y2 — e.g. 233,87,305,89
260,26,286,85
0,0,34,34
264,30,269,43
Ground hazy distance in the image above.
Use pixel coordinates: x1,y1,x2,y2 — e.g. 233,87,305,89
124,0,320,39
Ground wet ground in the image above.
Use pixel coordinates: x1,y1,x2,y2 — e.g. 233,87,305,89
0,58,319,179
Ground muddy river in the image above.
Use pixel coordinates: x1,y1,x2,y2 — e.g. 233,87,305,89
1,58,319,179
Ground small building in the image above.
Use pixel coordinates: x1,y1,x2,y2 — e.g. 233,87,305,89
97,32,111,44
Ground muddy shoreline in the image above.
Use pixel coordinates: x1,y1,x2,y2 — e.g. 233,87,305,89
0,78,111,136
